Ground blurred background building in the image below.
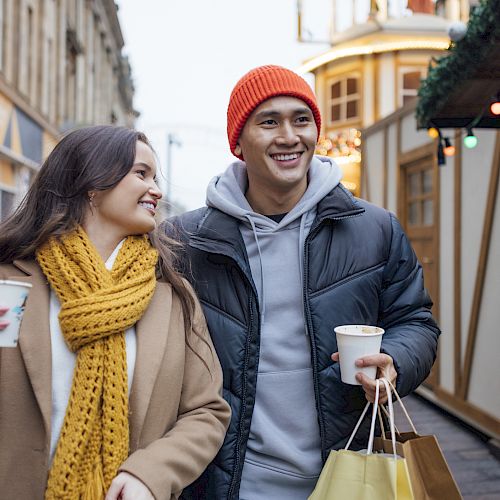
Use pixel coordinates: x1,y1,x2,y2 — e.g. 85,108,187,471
0,0,136,221
304,0,499,441
299,0,475,196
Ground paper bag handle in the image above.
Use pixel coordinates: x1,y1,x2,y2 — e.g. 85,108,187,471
385,379,418,434
345,378,397,459
368,378,397,457
379,404,401,438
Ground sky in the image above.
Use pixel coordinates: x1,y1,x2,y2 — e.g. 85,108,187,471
115,0,337,212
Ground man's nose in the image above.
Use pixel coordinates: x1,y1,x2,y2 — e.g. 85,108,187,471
276,122,300,145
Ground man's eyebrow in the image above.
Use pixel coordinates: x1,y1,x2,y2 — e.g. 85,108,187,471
253,107,313,120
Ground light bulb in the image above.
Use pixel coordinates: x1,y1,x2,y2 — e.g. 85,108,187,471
443,138,455,157
464,133,478,149
427,127,439,139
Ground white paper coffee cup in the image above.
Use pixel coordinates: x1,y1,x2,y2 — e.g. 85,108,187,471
0,280,32,348
334,325,384,385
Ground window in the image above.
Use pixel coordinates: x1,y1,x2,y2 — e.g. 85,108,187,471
398,67,425,107
327,73,361,125
0,188,15,221
406,166,434,227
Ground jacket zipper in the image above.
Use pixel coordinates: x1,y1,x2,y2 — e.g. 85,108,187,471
303,211,364,463
302,221,328,462
228,269,260,499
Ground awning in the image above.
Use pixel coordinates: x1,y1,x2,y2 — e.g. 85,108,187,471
416,0,500,130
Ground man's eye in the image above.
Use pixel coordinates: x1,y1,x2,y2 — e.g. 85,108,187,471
261,119,276,126
297,116,311,123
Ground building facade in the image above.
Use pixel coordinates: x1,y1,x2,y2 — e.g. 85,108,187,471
0,0,137,221
298,0,475,196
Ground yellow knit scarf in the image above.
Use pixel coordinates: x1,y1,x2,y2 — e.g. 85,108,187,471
36,226,158,500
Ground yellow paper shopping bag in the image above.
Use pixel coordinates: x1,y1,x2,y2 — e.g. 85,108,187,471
309,378,414,500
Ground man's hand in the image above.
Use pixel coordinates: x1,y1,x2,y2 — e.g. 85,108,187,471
0,307,9,330
331,352,397,404
105,472,154,500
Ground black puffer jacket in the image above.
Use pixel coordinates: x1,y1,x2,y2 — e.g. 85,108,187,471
166,185,440,499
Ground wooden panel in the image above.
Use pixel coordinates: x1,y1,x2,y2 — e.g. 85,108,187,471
0,160,15,185
399,148,440,388
431,386,500,438
383,126,388,208
454,129,462,396
461,131,500,399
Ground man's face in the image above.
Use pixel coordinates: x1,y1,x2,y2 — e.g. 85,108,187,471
235,96,318,198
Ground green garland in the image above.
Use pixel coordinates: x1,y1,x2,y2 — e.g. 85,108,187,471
416,0,500,129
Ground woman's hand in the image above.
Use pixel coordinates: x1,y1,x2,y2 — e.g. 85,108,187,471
105,472,154,500
331,352,397,404
0,307,9,330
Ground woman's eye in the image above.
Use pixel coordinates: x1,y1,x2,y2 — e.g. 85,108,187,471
135,170,146,178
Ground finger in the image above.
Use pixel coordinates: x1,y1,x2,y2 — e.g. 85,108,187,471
0,307,9,316
0,321,10,330
331,352,339,362
356,373,387,400
355,353,391,368
105,477,125,500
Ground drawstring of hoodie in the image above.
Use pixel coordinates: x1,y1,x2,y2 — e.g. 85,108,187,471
245,215,266,325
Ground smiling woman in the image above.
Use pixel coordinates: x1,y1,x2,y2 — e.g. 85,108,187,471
0,125,230,500
83,140,162,259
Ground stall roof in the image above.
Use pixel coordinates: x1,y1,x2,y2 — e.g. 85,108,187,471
416,0,500,129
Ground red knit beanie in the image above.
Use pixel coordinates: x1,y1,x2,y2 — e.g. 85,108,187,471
227,65,322,159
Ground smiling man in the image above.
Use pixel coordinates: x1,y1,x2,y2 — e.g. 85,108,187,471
166,65,440,499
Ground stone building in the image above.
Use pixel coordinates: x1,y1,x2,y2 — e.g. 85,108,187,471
0,0,137,220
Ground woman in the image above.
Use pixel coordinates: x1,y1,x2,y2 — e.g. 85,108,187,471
0,125,230,500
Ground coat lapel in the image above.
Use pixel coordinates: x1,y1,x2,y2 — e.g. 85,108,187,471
10,260,52,437
128,281,172,449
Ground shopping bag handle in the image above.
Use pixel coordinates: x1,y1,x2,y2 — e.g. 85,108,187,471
345,378,397,459
368,378,397,457
385,379,418,434
379,404,401,437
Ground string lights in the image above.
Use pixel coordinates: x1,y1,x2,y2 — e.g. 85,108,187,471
491,95,500,116
443,137,455,157
427,127,440,139
463,129,478,149
427,90,500,164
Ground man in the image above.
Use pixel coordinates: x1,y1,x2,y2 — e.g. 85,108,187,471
166,65,440,499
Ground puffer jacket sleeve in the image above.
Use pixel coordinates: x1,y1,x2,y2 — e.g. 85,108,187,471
378,213,440,397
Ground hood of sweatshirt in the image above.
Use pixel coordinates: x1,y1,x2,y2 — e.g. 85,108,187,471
206,154,342,322
206,155,343,230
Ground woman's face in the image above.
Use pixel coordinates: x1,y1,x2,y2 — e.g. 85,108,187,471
85,140,162,241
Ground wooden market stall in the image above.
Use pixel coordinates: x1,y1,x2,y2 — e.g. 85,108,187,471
362,0,500,441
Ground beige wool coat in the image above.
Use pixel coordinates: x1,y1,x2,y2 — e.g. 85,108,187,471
0,260,230,500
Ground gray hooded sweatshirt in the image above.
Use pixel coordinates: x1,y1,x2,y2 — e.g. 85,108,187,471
206,155,343,499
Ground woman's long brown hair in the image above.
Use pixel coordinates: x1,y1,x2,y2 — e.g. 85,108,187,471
0,125,203,353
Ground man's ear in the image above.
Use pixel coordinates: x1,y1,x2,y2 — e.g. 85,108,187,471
234,144,242,157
